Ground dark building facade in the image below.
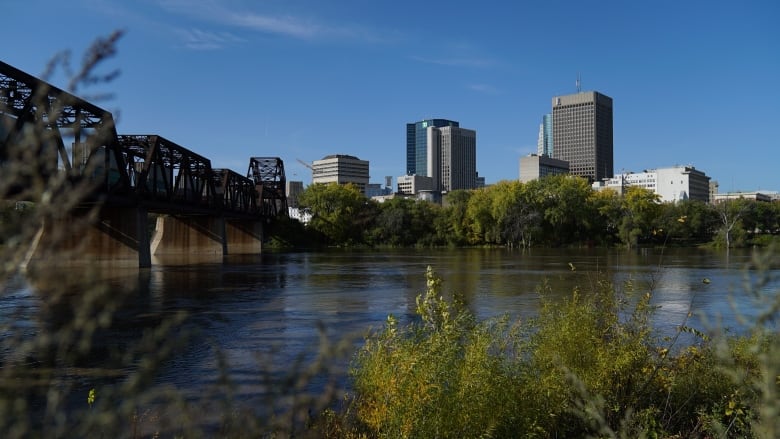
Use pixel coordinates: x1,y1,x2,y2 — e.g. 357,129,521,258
551,91,613,182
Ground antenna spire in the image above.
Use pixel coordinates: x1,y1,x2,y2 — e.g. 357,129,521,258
576,73,581,93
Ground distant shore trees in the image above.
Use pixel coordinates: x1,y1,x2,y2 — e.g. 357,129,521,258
293,176,779,249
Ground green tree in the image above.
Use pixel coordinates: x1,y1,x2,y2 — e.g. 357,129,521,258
658,200,719,245
618,186,661,248
532,175,597,245
298,183,373,245
440,190,471,245
465,188,498,244
370,198,441,247
491,181,543,248
591,189,623,245
713,198,753,248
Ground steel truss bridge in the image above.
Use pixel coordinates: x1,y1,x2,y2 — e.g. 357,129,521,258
0,60,287,220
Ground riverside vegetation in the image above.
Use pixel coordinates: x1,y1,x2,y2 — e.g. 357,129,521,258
1,34,779,437
275,177,780,250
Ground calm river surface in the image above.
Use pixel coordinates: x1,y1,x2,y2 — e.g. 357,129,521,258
3,247,779,412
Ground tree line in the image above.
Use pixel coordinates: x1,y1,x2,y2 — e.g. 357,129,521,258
282,175,780,249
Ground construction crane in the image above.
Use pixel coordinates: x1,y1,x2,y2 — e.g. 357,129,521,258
296,158,313,171
296,158,315,182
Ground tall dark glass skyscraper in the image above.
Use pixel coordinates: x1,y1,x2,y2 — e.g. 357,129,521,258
406,119,459,176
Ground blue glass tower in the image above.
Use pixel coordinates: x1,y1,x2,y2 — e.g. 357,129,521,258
542,113,553,156
406,119,459,176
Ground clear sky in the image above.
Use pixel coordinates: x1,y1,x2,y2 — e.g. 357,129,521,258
3,0,779,192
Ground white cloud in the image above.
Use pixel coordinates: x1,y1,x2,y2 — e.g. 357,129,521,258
174,28,245,50
157,0,387,42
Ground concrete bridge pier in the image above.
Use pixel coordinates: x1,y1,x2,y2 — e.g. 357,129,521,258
150,215,226,257
25,206,152,269
225,219,263,254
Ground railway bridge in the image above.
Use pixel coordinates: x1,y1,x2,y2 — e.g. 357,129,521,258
1,61,287,267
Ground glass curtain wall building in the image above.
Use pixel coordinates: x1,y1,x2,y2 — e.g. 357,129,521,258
406,119,459,176
537,113,553,156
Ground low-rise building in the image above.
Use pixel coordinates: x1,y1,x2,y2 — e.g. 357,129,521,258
397,174,433,195
713,191,773,203
592,165,711,203
519,154,569,183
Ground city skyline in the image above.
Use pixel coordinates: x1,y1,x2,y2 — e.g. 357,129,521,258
3,0,779,192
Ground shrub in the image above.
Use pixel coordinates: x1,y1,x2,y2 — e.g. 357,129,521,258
349,266,524,438
344,265,779,438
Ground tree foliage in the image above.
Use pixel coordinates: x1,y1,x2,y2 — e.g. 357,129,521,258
289,177,779,249
298,183,374,245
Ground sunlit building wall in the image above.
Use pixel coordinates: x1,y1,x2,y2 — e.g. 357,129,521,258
312,154,369,195
592,165,711,203
552,91,613,182
519,154,570,183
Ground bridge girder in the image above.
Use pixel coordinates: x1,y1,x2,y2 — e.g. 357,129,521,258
212,168,258,215
0,60,128,200
247,157,288,218
2,61,285,220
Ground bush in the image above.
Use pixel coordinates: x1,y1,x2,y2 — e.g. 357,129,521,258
342,266,779,438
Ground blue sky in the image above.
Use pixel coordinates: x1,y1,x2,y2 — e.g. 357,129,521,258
3,0,779,191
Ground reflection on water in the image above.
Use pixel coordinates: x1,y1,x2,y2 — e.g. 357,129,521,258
2,247,778,418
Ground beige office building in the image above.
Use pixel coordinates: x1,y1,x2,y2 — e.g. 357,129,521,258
312,154,369,195
519,154,570,182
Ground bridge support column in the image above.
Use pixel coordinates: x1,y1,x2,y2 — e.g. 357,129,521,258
225,219,263,254
25,206,151,269
150,215,226,257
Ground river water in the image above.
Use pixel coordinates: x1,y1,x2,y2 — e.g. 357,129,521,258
2,247,778,425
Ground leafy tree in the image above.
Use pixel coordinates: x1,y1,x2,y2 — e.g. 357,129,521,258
465,188,498,244
713,198,753,248
740,199,780,241
370,198,441,247
658,200,719,245
298,183,373,245
532,175,597,245
618,186,661,248
492,181,543,248
440,190,471,245
591,189,623,245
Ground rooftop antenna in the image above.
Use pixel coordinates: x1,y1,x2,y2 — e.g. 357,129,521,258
576,73,581,93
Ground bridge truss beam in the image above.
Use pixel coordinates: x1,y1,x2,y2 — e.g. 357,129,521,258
247,157,288,218
0,60,128,199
